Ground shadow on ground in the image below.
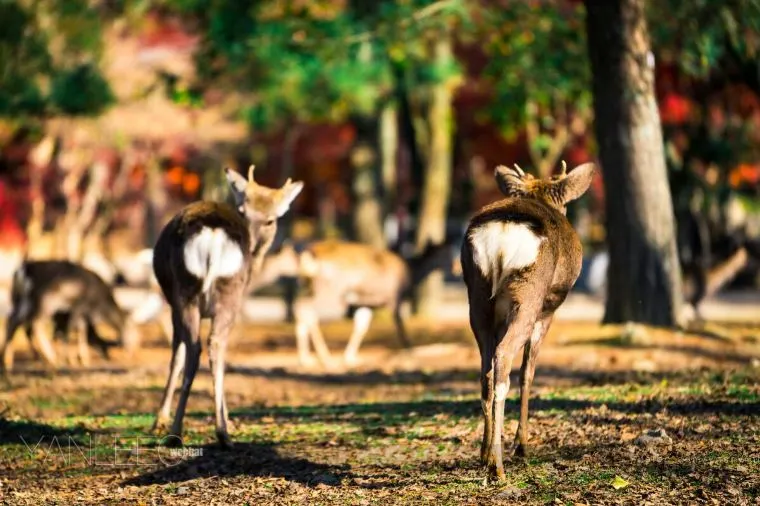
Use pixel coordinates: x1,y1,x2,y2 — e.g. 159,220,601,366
224,363,752,388
0,417,88,446
230,394,760,430
124,441,350,487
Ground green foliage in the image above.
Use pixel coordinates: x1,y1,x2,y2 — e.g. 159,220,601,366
476,0,760,135
164,0,467,130
0,1,52,116
478,2,591,134
50,63,114,115
649,0,760,77
0,0,112,118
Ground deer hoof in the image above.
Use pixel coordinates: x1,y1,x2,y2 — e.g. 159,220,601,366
298,354,318,368
163,433,184,448
216,431,234,450
150,417,170,435
343,353,361,367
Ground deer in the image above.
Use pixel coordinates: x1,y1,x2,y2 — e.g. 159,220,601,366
292,238,455,368
150,165,303,448
246,241,301,295
461,161,595,480
1,259,140,373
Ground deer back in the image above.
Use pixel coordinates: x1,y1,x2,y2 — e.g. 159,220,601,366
463,162,595,308
299,240,408,304
12,260,128,329
153,201,252,306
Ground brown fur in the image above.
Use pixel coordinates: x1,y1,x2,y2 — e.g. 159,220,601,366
150,166,302,449
293,239,454,367
461,162,594,480
247,243,301,294
1,260,136,373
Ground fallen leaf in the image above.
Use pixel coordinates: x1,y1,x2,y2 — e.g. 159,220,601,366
611,475,630,490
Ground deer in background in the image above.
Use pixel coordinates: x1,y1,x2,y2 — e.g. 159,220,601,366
246,241,301,295
461,161,594,480
292,238,455,368
1,259,140,373
151,165,302,448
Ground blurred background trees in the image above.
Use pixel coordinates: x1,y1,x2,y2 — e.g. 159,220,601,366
1,0,759,322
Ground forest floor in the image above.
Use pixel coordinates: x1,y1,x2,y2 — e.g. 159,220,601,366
1,313,759,505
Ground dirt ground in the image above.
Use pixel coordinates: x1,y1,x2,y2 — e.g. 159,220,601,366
1,314,759,505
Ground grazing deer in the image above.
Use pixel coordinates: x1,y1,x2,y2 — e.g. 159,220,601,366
150,166,303,448
461,161,594,480
1,259,139,373
293,238,454,367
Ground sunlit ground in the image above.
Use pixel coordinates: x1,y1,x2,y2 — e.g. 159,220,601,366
1,309,759,505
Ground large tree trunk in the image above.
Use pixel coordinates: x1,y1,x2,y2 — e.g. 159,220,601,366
414,37,454,316
585,0,684,326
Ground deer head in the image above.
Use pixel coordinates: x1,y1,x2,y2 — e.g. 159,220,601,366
225,165,303,271
494,161,596,215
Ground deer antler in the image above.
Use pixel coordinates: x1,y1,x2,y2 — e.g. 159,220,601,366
560,160,567,177
513,163,525,177
247,164,256,182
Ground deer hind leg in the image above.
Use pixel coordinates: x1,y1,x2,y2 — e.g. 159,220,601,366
488,301,542,481
392,300,412,349
343,306,373,366
207,302,239,449
294,297,333,368
513,315,551,459
479,340,496,467
294,298,318,366
152,328,187,434
159,308,174,345
73,316,91,368
466,285,496,466
163,304,201,446
51,314,73,365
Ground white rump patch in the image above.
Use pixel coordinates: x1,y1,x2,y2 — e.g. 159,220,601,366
183,228,244,293
469,222,544,297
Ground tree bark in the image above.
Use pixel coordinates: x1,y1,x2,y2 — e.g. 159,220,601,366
414,37,454,316
585,0,684,326
351,116,386,249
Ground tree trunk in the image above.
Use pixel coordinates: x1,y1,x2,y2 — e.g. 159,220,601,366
351,115,386,248
414,37,454,316
585,0,684,326
380,100,398,215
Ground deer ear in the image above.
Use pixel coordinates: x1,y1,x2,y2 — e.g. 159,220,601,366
224,167,247,206
558,163,595,204
275,180,304,217
494,164,528,197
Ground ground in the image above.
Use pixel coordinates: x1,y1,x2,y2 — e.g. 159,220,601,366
1,313,759,505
